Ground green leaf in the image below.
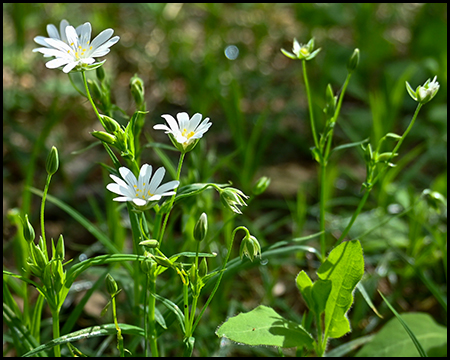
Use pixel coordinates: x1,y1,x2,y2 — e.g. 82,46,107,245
318,240,364,339
216,305,314,349
296,271,314,311
355,312,447,357
150,291,185,334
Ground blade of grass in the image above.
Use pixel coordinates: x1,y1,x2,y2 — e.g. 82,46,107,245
378,290,428,357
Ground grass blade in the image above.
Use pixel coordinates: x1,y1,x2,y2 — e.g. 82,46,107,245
378,290,428,357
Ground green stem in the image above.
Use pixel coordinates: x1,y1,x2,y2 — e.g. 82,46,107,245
191,226,249,333
112,295,125,357
157,152,185,246
183,281,191,338
302,60,319,150
319,164,327,261
81,71,105,128
337,189,370,244
148,271,159,357
51,308,61,357
40,175,51,248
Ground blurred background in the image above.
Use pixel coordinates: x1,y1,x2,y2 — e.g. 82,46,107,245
3,3,447,356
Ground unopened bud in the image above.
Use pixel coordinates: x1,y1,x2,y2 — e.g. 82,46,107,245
130,74,145,106
252,176,271,196
198,257,208,278
55,234,65,260
193,213,208,242
96,65,106,82
46,146,59,176
91,130,116,145
101,115,121,134
105,273,118,296
347,48,360,73
22,214,35,243
139,239,159,249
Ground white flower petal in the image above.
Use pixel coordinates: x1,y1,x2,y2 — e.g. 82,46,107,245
90,28,114,50
155,180,180,195
62,61,79,73
160,114,180,134
46,24,60,40
112,196,132,202
177,112,190,130
45,57,71,69
153,124,171,133
148,167,165,193
189,113,203,131
119,167,137,188
132,198,148,206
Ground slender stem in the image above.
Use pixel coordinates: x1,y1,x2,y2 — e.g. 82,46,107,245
40,175,51,248
192,226,249,333
81,71,105,127
51,308,61,357
148,271,159,357
183,281,191,338
112,295,124,357
302,60,319,150
157,152,185,246
319,164,327,261
337,189,370,244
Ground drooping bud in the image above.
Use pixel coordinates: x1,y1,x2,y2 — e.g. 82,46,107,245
239,234,262,262
193,213,208,242
45,146,59,176
219,187,249,214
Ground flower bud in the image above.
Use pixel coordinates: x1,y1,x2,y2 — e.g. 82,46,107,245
239,234,261,262
31,242,47,270
22,214,35,243
219,187,249,214
46,146,59,176
189,262,197,285
347,48,360,73
252,176,271,196
91,130,116,145
96,65,106,82
87,79,102,101
101,115,122,134
198,257,208,278
130,74,145,106
193,213,208,242
55,234,65,260
106,273,118,296
406,76,440,105
139,239,159,249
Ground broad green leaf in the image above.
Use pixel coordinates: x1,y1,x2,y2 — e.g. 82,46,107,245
216,305,314,349
355,313,447,357
318,240,364,339
296,270,314,311
311,279,331,316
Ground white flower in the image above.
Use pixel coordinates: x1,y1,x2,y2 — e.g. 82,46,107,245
33,20,119,73
153,112,212,152
106,164,179,208
406,76,440,105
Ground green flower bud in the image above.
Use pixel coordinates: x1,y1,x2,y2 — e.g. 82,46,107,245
193,213,208,242
96,65,106,82
31,242,47,270
189,262,197,285
219,187,249,214
91,130,116,145
406,76,440,105
347,48,360,73
252,176,271,196
87,79,102,101
130,74,145,106
53,261,65,294
46,146,59,176
281,38,321,61
198,257,208,278
152,255,174,268
22,214,35,243
239,234,261,262
139,239,160,249
105,273,118,296
55,234,65,260
101,115,122,134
